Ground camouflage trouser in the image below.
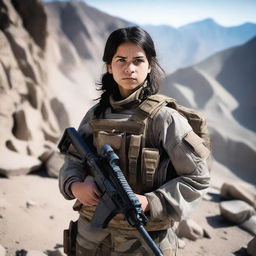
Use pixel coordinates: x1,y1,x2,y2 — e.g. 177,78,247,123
76,216,178,256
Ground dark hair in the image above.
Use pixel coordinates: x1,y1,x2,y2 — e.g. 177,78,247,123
95,26,164,117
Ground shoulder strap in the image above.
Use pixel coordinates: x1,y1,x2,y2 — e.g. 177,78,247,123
133,94,177,122
129,94,178,151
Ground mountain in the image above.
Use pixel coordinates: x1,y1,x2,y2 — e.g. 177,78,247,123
143,19,256,74
161,38,256,184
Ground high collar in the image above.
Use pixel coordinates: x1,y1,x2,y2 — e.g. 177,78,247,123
109,84,146,111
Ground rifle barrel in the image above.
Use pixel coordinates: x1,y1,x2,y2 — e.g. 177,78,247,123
137,225,163,256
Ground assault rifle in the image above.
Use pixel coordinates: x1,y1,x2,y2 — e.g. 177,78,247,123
58,127,163,256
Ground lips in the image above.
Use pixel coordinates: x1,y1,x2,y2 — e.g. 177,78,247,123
122,77,136,80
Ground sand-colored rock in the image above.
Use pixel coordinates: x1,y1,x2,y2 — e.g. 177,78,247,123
221,182,256,208
240,215,256,235
45,151,65,178
220,200,256,224
0,149,41,177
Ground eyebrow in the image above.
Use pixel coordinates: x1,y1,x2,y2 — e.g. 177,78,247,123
114,55,146,59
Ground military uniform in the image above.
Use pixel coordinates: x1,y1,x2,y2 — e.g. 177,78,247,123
59,85,211,255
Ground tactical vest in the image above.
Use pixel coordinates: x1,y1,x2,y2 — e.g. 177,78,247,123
89,112,154,194
76,94,211,231
89,94,211,194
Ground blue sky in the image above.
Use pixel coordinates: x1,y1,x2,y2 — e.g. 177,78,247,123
80,0,256,27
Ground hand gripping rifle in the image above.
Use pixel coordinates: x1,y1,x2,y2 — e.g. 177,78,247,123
58,127,163,256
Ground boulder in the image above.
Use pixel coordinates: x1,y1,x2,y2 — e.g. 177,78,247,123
45,151,65,178
240,215,256,235
0,149,41,177
177,238,186,249
221,182,256,208
220,200,255,224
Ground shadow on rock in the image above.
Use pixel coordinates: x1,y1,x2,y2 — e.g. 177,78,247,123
206,215,235,228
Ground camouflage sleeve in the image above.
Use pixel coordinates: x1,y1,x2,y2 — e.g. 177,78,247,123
145,106,211,221
58,105,97,200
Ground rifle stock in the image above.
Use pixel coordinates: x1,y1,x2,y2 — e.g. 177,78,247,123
58,127,163,256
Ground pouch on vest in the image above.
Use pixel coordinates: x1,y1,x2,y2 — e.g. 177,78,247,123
141,148,160,193
89,119,145,190
128,134,142,188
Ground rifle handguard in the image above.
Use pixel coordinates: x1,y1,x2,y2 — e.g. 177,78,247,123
100,144,148,227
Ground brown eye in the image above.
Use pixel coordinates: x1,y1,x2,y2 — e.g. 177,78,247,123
134,59,144,64
117,58,125,63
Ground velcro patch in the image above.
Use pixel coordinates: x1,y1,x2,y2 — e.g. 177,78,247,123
184,131,210,159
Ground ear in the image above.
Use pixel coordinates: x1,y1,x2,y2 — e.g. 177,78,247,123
107,64,112,74
148,66,151,73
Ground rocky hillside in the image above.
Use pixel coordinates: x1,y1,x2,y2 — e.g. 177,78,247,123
44,1,131,127
0,0,130,177
198,37,256,131
161,38,256,185
0,0,60,176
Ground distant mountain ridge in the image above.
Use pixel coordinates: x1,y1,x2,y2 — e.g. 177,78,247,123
143,19,256,74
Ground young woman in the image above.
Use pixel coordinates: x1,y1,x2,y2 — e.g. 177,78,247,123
59,26,210,256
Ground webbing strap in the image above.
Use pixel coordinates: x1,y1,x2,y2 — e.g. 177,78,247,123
130,94,176,151
128,135,142,187
132,94,177,122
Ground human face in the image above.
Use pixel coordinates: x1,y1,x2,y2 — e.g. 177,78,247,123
108,42,151,98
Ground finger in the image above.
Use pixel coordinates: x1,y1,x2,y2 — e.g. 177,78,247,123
88,194,99,203
91,197,100,205
84,200,94,206
92,186,102,197
89,190,100,199
87,199,99,206
83,196,97,205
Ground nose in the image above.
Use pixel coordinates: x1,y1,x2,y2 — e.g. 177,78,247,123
124,62,135,74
